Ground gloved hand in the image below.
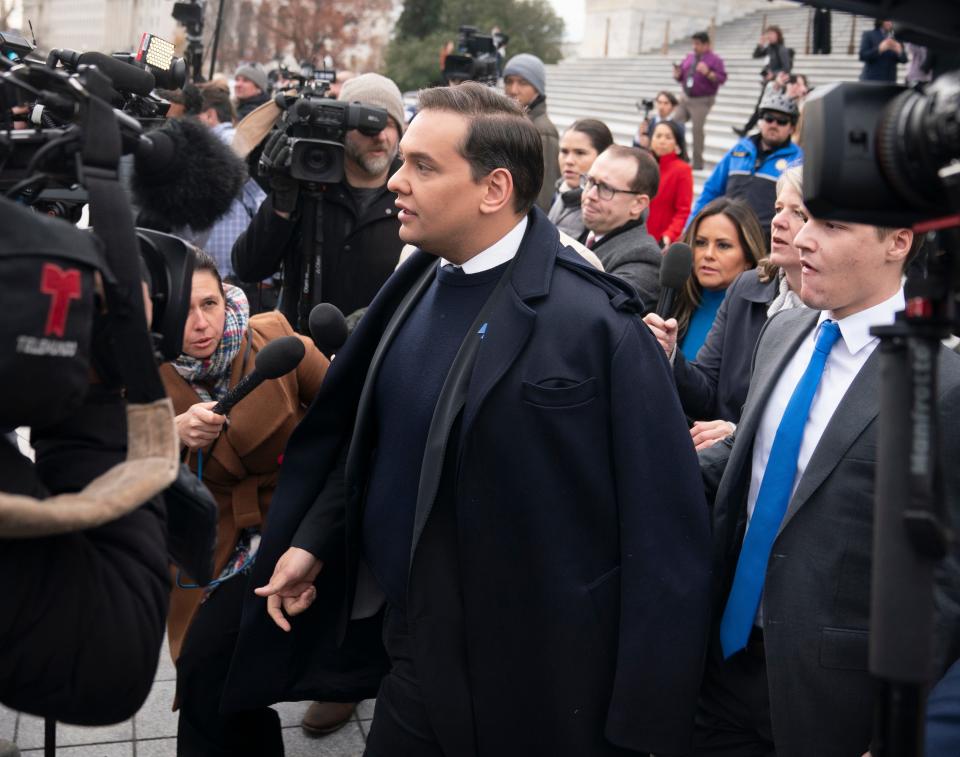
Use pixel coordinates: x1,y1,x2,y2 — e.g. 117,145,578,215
259,129,299,215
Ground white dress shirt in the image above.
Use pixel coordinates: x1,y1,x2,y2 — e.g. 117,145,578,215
441,216,528,274
746,288,905,521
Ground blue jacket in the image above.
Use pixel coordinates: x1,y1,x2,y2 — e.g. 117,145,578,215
690,135,802,231
859,28,907,82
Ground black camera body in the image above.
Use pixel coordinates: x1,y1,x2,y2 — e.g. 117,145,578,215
274,89,388,184
443,25,499,86
803,73,960,227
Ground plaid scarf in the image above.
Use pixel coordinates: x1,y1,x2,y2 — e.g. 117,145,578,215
173,284,250,402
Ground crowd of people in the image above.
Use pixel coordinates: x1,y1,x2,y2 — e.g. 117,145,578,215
4,13,960,757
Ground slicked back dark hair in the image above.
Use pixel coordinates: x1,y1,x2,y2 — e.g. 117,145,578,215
568,118,614,155
417,82,543,213
603,144,660,197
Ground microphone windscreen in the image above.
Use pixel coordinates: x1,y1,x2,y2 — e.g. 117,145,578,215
308,303,348,356
77,51,155,96
132,117,248,231
660,242,694,290
560,187,583,208
253,336,306,379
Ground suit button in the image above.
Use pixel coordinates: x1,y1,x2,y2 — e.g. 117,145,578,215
344,244,351,250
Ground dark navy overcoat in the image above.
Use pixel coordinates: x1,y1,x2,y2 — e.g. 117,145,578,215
224,209,712,756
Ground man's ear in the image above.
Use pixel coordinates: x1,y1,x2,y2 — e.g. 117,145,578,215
629,194,650,221
478,167,515,216
886,227,913,266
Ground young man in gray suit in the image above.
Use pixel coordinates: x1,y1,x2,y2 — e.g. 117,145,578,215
692,214,960,756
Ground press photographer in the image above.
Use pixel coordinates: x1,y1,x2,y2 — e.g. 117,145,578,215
0,45,188,726
231,73,406,335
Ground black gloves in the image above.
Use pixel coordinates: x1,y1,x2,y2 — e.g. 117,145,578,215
259,129,299,215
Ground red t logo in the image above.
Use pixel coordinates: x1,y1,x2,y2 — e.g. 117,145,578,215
40,264,82,338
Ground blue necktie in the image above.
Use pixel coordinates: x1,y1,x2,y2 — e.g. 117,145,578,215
719,320,842,658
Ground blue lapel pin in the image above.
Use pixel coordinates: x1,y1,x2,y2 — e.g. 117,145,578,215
478,322,488,340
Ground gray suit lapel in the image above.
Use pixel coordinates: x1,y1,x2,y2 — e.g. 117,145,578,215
719,310,820,503
778,349,880,534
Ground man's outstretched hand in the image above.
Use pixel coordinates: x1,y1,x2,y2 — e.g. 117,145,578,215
255,547,324,632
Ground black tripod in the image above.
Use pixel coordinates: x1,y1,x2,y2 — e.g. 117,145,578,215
870,226,960,757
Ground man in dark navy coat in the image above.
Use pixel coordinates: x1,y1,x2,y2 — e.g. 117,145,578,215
224,82,711,757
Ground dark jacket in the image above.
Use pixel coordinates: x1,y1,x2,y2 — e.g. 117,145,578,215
231,161,404,333
752,43,793,78
225,209,712,756
236,91,271,120
673,269,775,423
591,219,661,314
700,307,960,756
527,96,560,213
859,28,907,82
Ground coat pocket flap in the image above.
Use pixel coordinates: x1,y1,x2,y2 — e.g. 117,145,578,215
819,626,869,670
521,376,597,408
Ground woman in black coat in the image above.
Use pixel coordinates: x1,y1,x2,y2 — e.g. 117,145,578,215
644,165,806,449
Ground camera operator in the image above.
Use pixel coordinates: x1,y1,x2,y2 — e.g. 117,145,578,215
231,73,406,333
0,203,170,729
234,64,271,119
633,90,684,151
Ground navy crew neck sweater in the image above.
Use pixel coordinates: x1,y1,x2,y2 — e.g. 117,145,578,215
362,261,508,608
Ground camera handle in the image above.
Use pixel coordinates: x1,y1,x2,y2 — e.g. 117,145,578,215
870,228,959,757
297,191,324,335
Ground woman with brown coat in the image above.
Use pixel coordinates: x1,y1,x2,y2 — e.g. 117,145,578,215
159,250,328,756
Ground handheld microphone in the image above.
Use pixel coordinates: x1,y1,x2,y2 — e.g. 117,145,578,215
308,303,348,357
132,117,248,231
211,336,305,415
655,242,694,318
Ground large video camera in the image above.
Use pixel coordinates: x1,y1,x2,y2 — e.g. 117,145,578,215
796,3,960,756
442,25,500,86
269,78,388,184
803,72,959,227
1,32,195,361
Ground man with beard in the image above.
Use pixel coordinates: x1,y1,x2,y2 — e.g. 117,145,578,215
232,74,406,334
689,91,802,242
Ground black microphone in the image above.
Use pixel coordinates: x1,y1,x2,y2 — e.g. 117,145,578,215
560,186,582,208
132,117,248,231
308,303,348,357
655,242,694,318
211,336,305,415
77,51,156,96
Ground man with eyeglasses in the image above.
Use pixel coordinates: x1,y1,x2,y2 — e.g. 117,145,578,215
690,91,803,243
581,145,662,313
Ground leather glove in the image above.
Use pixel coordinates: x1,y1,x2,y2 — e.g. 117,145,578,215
259,129,299,215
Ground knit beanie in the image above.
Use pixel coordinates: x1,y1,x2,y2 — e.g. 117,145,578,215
234,64,268,94
338,73,406,133
503,53,546,96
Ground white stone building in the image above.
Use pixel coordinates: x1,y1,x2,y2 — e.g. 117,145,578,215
21,0,177,54
580,0,795,58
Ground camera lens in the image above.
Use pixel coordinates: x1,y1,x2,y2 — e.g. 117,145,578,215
303,145,332,173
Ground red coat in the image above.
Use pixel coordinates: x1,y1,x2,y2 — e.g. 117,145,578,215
647,152,693,244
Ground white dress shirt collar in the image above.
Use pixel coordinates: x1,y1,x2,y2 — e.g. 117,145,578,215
440,216,528,274
817,288,906,355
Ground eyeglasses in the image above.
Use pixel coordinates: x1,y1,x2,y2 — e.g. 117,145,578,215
579,174,643,201
761,113,792,126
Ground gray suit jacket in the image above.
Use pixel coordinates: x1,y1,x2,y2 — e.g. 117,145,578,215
591,220,661,314
700,307,960,757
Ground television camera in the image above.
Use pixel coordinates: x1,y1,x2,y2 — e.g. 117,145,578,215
442,25,500,86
